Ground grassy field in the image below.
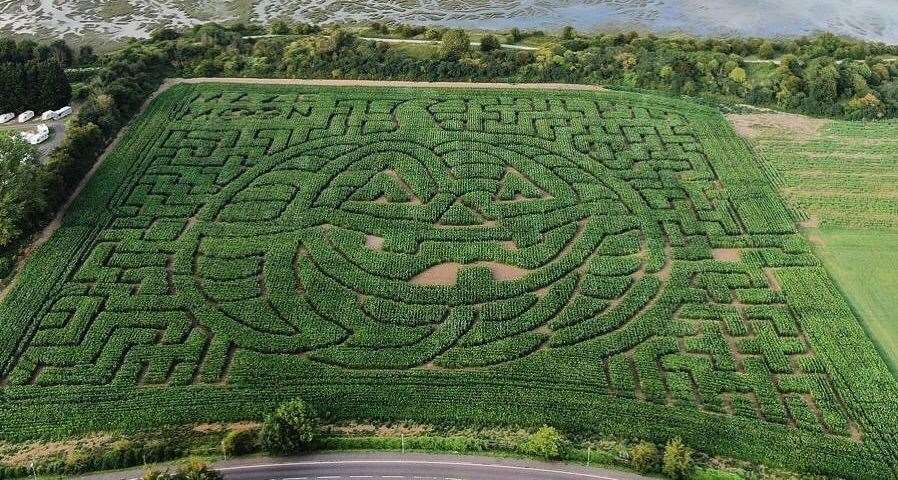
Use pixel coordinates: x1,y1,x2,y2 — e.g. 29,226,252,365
738,115,898,375
1,84,897,478
739,117,898,230
810,229,898,371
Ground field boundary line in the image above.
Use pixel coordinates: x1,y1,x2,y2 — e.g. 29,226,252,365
215,459,623,479
174,77,604,91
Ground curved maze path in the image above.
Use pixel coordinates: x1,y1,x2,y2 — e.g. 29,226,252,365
0,83,896,478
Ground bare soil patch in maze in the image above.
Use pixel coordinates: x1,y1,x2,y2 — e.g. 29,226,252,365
410,261,531,285
727,113,828,141
365,235,386,251
799,216,820,229
763,268,782,292
712,248,742,262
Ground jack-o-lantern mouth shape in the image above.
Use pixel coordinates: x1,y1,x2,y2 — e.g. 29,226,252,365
186,138,667,369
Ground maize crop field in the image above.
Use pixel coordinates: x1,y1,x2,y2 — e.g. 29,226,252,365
1,83,897,478
745,117,898,231
736,113,898,379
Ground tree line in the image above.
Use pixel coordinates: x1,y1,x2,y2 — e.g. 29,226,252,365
0,39,84,113
147,22,898,120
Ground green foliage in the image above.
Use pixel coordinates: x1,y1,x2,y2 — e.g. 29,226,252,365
629,440,660,473
662,438,693,479
142,468,171,480
260,399,320,454
0,84,896,480
0,135,47,247
561,26,575,40
142,458,223,480
758,41,776,59
45,121,104,202
269,19,291,35
519,426,565,460
174,458,224,480
750,117,898,229
480,34,501,53
144,24,898,119
221,427,260,457
440,29,470,59
0,33,169,274
0,38,71,113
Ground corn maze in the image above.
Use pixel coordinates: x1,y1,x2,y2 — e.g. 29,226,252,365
1,84,896,478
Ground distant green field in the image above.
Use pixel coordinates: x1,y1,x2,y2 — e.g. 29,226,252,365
2,84,897,479
811,229,898,372
750,118,898,230
743,115,898,373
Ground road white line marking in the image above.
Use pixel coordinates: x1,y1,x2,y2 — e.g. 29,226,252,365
317,477,341,479
382,476,405,479
349,476,373,479
216,460,624,479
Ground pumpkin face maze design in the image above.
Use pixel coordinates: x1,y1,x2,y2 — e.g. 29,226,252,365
4,85,885,466
188,137,663,370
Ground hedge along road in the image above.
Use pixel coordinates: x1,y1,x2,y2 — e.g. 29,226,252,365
77,452,654,480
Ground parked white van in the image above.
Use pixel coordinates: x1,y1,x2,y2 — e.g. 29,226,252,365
20,126,49,145
55,106,72,118
41,110,57,121
17,111,34,123
0,113,13,124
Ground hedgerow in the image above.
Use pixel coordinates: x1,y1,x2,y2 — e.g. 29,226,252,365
0,83,896,479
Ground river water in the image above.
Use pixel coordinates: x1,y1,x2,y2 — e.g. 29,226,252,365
2,0,898,43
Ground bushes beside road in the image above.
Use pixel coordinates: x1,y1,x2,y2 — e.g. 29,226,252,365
0,398,744,480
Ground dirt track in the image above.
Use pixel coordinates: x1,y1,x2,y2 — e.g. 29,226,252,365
173,77,606,91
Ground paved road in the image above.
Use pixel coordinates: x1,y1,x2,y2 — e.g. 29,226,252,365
357,37,538,51
243,34,538,51
79,452,650,480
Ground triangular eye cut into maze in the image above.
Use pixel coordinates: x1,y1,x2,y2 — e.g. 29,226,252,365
0,83,896,480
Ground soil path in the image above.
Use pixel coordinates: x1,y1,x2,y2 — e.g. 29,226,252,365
0,76,606,302
175,76,606,91
243,33,540,51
